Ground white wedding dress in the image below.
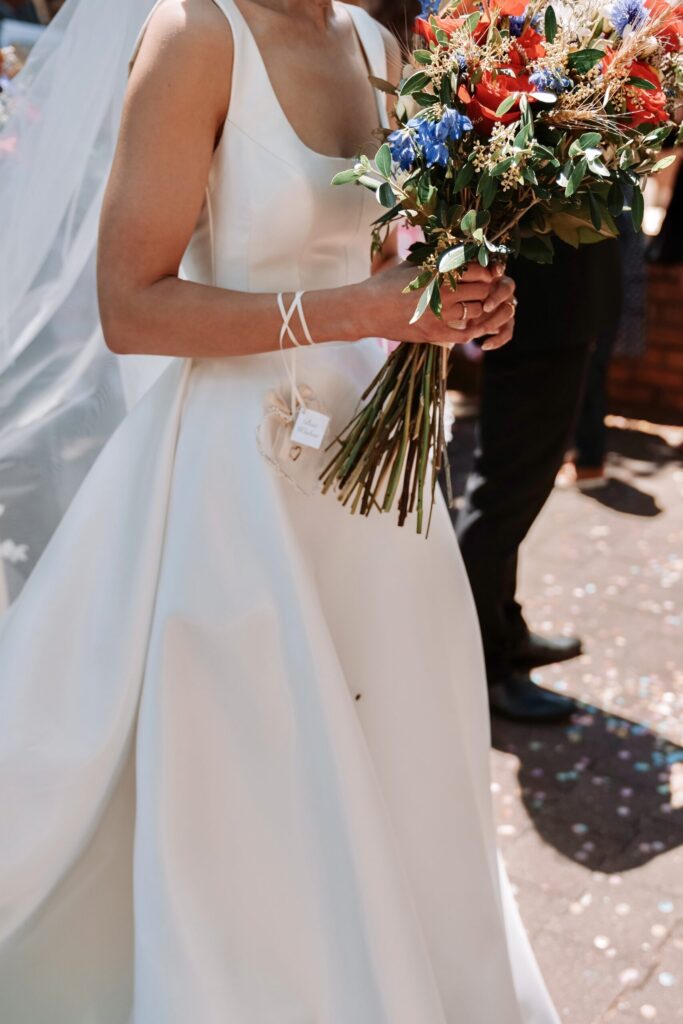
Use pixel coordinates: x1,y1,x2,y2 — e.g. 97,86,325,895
0,2,559,1022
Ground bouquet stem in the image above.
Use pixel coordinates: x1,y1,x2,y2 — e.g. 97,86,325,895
320,342,449,535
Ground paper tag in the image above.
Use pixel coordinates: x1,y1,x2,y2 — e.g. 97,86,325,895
290,407,331,450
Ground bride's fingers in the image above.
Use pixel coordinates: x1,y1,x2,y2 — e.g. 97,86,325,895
467,299,516,342
482,276,516,313
445,300,484,326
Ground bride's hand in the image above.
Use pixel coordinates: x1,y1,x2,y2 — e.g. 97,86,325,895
359,262,516,348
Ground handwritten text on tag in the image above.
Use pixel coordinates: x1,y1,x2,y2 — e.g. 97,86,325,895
291,408,331,450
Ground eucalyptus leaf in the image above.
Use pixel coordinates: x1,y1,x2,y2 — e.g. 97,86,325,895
331,168,361,186
409,278,436,324
375,143,392,179
438,246,467,273
452,161,475,190
400,71,431,96
651,154,677,173
491,157,515,177
495,93,519,117
429,279,443,318
377,182,396,208
565,158,587,197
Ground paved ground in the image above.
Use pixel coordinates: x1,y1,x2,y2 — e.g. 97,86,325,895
448,416,683,1024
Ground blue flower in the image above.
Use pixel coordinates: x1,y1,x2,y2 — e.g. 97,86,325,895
509,8,541,36
509,14,527,36
418,0,440,17
610,0,648,35
436,107,474,142
529,68,573,93
388,128,418,171
454,52,468,73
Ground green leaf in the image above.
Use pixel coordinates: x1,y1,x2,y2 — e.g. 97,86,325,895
642,124,673,147
587,191,602,230
568,49,605,73
400,71,431,96
438,245,467,273
491,156,515,177
413,49,433,65
579,131,602,150
464,11,482,32
477,172,499,210
452,161,475,191
375,143,392,179
565,158,588,197
651,154,677,173
544,5,557,44
630,187,644,232
429,278,443,318
331,168,361,186
460,209,478,234
377,182,396,208
478,245,490,267
495,93,519,117
628,76,657,91
514,122,533,150
409,278,436,324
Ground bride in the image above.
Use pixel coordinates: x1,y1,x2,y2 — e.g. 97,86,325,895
0,0,559,1021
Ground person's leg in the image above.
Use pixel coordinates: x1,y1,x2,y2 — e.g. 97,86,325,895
456,340,590,680
574,328,617,470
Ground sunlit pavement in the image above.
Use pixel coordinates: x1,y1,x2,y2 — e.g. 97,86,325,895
447,416,683,1023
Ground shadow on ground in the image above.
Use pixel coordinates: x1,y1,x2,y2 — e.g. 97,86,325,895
492,706,683,874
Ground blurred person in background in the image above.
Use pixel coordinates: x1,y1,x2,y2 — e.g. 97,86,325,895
455,241,622,724
359,0,619,724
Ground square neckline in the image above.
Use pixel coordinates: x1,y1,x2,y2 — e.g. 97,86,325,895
223,0,387,163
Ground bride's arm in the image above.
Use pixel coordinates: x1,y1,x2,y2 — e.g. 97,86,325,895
97,0,515,358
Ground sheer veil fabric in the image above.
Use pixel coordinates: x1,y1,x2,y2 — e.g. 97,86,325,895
0,0,168,606
1,1,560,1022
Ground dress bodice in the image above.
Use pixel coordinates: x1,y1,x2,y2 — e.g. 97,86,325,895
133,0,389,296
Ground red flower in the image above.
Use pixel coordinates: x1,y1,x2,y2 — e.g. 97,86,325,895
460,65,535,135
625,60,669,126
509,25,546,68
414,16,465,44
415,1,529,45
645,0,683,53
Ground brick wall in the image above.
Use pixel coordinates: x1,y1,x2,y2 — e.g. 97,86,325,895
608,264,683,426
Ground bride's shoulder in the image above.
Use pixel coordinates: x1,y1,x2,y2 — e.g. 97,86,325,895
131,0,234,82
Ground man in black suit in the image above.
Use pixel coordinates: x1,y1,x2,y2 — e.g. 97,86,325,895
456,241,622,722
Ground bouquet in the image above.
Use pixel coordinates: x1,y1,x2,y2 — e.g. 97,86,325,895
320,0,683,534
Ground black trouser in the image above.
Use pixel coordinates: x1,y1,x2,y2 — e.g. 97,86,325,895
455,241,622,682
574,327,618,469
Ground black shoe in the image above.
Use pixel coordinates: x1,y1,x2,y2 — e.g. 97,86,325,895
488,673,576,724
512,631,583,670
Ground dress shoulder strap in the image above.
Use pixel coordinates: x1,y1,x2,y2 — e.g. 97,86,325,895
342,3,389,127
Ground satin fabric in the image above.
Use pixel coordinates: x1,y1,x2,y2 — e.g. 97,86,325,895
0,2,559,1021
